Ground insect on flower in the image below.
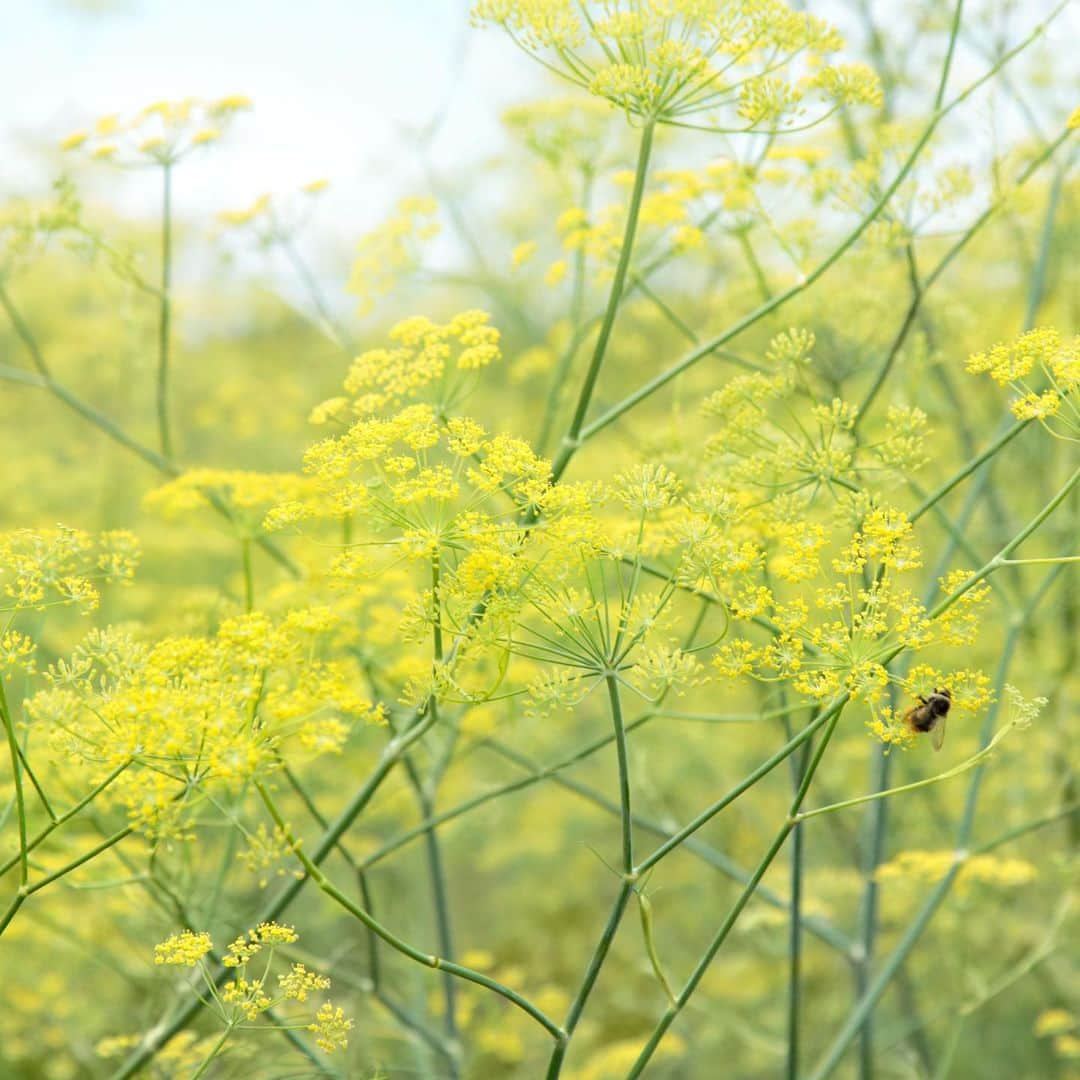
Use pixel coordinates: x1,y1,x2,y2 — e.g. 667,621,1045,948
904,687,951,750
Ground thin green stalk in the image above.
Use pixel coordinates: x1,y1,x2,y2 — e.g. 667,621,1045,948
0,822,135,936
15,741,55,822
545,883,633,1080
607,675,634,874
0,759,131,879
256,781,565,1042
189,1025,233,1080
970,800,1080,856
277,230,354,352
550,119,655,484
157,160,174,458
537,170,593,455
927,463,1080,619
241,538,254,612
481,733,857,958
626,709,844,1077
635,701,841,875
786,763,806,1080
911,417,1029,522
425,555,458,1042
543,674,638,1079
0,680,28,886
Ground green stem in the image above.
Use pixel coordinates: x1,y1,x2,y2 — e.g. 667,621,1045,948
256,781,564,1042
626,708,844,1077
157,160,174,458
550,119,655,484
928,464,1080,619
0,680,28,886
241,538,254,612
607,675,634,874
189,1024,233,1080
545,883,633,1080
0,759,131,879
635,701,841,875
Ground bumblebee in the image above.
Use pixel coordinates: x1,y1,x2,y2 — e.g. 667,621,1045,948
904,687,951,751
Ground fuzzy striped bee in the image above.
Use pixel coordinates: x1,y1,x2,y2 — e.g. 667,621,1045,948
904,687,951,750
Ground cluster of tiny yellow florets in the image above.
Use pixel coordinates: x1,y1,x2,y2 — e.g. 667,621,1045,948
0,177,84,268
701,330,929,493
875,850,1038,891
310,311,501,421
705,487,994,741
238,823,306,888
347,196,440,316
0,525,140,616
148,924,351,1055
1035,1009,1080,1063
145,468,322,539
27,613,382,831
268,402,550,540
966,327,1080,438
503,96,618,170
472,0,880,127
60,95,252,164
154,929,213,967
219,178,329,229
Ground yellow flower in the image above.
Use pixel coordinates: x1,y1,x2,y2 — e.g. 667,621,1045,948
511,239,537,268
544,259,568,285
154,930,213,966
309,1002,353,1053
59,130,88,151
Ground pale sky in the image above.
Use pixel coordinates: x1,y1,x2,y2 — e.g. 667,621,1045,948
0,0,541,238
1,0,1076,299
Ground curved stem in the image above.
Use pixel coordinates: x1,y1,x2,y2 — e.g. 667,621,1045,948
256,781,564,1042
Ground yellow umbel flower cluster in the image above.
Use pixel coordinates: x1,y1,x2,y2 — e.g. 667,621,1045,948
473,0,880,128
347,196,440,316
145,468,323,539
27,613,382,831
0,525,140,614
154,929,213,967
312,310,502,419
140,924,351,1063
701,330,928,493
60,95,251,164
875,849,1038,891
967,327,1080,439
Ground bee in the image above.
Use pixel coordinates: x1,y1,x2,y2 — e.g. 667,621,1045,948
904,687,951,751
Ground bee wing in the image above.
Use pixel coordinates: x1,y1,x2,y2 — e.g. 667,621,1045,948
931,712,947,751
